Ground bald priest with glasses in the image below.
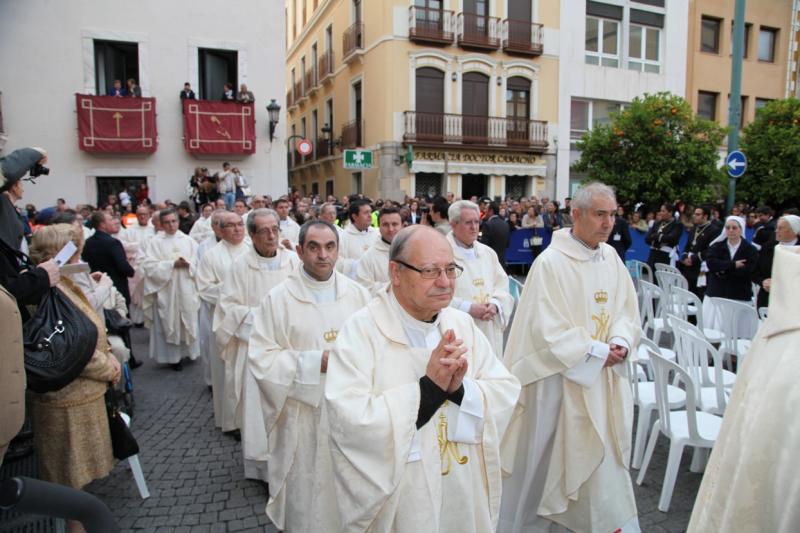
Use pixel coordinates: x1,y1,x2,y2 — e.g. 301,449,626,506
325,225,520,532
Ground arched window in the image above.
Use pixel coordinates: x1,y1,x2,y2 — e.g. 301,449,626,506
506,76,531,144
415,67,445,140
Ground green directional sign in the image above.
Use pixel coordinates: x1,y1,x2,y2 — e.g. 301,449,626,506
343,149,373,169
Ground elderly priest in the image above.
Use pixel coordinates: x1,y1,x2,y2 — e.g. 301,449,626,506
325,225,520,532
499,182,641,533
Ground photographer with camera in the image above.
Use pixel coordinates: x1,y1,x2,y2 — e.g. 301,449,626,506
0,148,60,317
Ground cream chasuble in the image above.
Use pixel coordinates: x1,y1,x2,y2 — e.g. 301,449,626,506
325,288,520,533
213,247,299,481
499,229,641,533
118,223,154,324
279,217,301,247
688,246,800,533
447,232,514,358
248,270,370,532
339,224,378,276
139,231,201,364
354,238,391,296
189,215,213,243
197,239,248,431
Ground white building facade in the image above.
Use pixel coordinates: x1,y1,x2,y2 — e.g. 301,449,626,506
556,0,688,200
0,0,287,208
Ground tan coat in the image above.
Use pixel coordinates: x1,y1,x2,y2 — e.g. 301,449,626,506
0,285,25,463
27,278,117,489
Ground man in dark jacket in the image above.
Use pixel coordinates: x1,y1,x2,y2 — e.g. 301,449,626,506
479,201,510,267
679,205,721,298
82,211,134,305
177,201,196,235
608,211,632,261
645,203,683,274
752,206,777,248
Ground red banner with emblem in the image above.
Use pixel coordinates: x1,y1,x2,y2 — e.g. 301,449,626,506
183,100,256,155
76,94,158,153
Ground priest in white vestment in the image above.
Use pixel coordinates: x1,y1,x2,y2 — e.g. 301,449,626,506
249,220,370,532
197,212,248,431
688,245,800,533
195,210,225,388
447,200,513,358
275,197,301,250
355,206,403,296
340,199,378,276
214,208,299,481
139,208,201,370
117,206,154,325
189,203,215,243
326,225,520,533
499,182,641,533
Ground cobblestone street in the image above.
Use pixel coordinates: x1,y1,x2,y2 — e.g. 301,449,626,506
3,325,702,532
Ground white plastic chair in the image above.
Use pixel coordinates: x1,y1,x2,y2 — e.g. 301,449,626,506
119,412,150,499
654,263,682,275
636,352,723,512
630,344,686,470
670,287,725,344
708,297,759,366
639,280,669,345
627,259,653,284
668,315,730,415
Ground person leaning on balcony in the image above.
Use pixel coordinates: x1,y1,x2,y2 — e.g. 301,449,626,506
126,78,141,97
236,84,254,104
180,82,196,100
221,82,236,101
108,79,127,97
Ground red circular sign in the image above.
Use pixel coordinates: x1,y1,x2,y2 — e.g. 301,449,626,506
296,139,313,156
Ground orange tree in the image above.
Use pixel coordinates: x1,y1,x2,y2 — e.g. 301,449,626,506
738,98,800,207
572,92,727,207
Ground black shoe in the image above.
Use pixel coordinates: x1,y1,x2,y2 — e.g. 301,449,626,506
224,429,241,441
170,361,183,371
129,357,143,369
134,322,145,328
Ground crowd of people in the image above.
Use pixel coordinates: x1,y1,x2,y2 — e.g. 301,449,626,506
2,142,799,531
109,78,255,104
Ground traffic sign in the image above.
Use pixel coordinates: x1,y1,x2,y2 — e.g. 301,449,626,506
344,149,373,169
296,138,313,156
726,150,747,178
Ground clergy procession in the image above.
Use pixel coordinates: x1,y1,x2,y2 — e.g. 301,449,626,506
3,146,800,532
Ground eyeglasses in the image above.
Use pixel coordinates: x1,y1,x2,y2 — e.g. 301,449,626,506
395,260,463,279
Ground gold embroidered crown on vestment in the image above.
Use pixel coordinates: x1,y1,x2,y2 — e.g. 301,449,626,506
594,290,608,304
323,328,338,343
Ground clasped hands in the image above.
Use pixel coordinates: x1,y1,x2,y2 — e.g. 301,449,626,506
469,302,498,322
604,343,629,368
426,329,468,393
174,257,191,269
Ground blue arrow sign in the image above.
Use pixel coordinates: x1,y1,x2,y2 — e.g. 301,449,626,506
726,150,747,178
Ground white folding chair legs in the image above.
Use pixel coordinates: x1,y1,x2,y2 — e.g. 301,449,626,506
120,412,150,499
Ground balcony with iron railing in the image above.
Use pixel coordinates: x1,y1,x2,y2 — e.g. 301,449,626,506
502,20,544,56
294,79,306,106
305,68,318,96
403,111,548,151
409,6,455,45
319,50,334,83
341,119,363,149
316,138,333,158
287,89,295,109
456,13,501,50
343,22,365,62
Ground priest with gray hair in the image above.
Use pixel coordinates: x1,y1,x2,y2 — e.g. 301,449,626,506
499,181,641,533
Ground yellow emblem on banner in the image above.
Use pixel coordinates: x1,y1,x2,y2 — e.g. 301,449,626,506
323,328,338,343
437,401,468,476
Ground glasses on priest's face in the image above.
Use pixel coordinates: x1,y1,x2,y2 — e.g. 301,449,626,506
395,260,463,279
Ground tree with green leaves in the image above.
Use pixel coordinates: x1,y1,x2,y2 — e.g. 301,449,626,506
738,98,800,208
572,92,727,209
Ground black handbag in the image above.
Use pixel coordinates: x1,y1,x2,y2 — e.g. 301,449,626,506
105,388,139,460
103,309,132,336
23,286,99,393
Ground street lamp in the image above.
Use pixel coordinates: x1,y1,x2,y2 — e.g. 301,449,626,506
267,99,281,142
320,123,332,155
